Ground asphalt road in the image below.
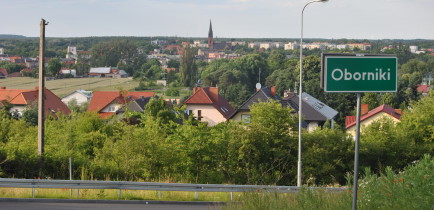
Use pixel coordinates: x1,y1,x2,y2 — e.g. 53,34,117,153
0,199,223,210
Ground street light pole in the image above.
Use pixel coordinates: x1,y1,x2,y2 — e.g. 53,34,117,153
298,0,328,187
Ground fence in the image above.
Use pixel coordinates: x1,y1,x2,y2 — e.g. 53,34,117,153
0,178,347,200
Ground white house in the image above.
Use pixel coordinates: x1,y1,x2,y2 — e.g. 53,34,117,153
60,69,77,77
61,89,93,106
184,87,235,126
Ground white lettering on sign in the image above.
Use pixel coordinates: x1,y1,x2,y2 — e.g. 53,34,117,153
331,68,391,81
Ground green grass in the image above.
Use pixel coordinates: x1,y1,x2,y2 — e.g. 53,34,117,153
0,77,140,98
0,77,193,99
0,187,237,202
223,154,434,210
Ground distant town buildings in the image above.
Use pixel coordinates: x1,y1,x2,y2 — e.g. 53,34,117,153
89,67,128,78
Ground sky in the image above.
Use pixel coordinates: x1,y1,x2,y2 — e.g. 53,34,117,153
1,0,433,39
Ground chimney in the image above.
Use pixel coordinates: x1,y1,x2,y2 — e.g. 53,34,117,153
270,86,277,97
0,87,5,89
209,87,219,102
193,87,200,93
394,109,403,115
361,104,369,115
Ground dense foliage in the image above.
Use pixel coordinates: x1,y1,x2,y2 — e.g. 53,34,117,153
1,93,433,186
224,154,434,210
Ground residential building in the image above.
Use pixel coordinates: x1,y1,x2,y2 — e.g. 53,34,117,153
0,48,4,55
0,68,8,79
87,91,155,118
347,43,371,51
89,67,128,78
417,84,431,96
184,87,235,126
336,44,347,50
0,86,70,118
345,104,402,137
230,87,338,132
61,89,93,106
259,43,273,50
282,91,337,131
230,86,280,123
284,42,298,50
409,46,418,53
59,68,77,77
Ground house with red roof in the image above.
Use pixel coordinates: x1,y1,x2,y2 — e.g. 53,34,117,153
87,90,155,118
0,86,70,118
183,87,235,126
0,68,8,78
345,104,402,136
417,84,431,96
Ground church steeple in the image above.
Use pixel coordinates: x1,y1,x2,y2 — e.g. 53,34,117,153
208,20,214,50
208,20,213,38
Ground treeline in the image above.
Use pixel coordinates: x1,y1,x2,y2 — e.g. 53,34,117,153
1,94,432,185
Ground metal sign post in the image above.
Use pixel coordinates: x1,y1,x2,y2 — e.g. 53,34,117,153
352,93,362,210
321,53,398,210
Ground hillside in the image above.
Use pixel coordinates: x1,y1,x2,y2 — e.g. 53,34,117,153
0,34,27,39
0,77,140,97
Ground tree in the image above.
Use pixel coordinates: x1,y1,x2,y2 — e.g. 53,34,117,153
0,61,26,74
167,60,180,69
362,93,380,109
22,105,38,126
91,40,139,68
303,128,353,185
234,54,268,88
47,58,62,77
230,100,297,185
179,45,197,87
267,49,287,72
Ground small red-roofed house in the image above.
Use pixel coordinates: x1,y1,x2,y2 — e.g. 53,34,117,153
20,68,33,77
417,84,431,96
0,68,8,78
345,104,402,137
87,91,155,118
0,86,70,118
183,87,235,126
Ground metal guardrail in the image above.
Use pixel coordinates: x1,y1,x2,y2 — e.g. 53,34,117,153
0,178,347,200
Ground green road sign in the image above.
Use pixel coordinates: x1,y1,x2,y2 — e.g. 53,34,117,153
321,54,397,92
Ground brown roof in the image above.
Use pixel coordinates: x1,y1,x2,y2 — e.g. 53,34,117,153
0,87,70,117
184,87,235,119
417,84,429,93
345,104,401,129
87,91,155,116
0,68,8,76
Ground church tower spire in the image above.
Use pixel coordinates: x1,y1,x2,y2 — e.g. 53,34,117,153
208,20,214,50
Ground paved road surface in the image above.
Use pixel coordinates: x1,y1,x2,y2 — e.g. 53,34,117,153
0,199,223,210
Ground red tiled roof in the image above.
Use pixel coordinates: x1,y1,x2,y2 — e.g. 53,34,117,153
87,91,155,114
417,84,429,93
8,72,20,77
99,112,115,119
184,87,235,119
20,68,33,72
0,88,70,117
345,104,401,129
0,68,8,76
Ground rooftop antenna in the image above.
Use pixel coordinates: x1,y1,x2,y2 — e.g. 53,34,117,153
258,68,261,84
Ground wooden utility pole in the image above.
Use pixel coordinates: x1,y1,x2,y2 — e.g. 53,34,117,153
38,19,48,156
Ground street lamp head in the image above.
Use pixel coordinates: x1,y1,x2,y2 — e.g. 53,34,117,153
319,0,328,2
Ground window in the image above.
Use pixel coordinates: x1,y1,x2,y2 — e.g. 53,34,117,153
108,107,115,112
197,110,203,121
241,114,251,123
